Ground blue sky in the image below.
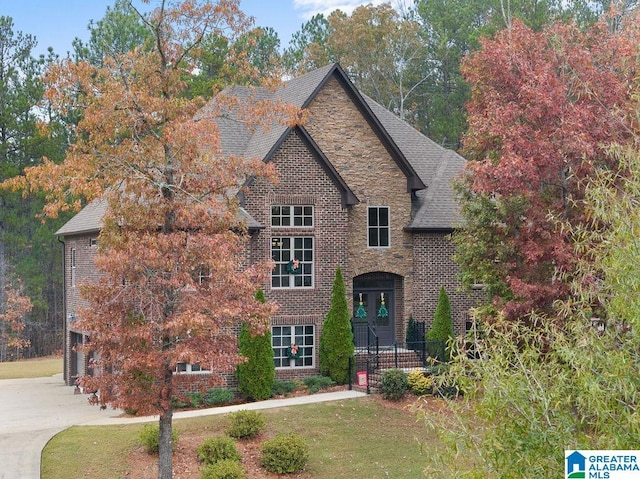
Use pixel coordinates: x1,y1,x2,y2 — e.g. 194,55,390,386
1,0,389,57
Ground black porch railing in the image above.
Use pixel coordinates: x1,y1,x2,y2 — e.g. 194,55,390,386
349,319,447,393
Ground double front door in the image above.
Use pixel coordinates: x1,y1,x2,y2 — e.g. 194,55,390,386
353,283,394,347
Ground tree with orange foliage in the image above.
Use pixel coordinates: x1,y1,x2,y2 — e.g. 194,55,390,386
0,269,32,361
3,1,297,478
454,16,640,322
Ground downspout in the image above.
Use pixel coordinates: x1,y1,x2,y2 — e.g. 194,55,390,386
57,235,67,385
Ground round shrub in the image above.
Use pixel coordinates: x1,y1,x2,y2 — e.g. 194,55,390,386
200,459,246,479
260,433,309,474
381,368,408,400
139,423,178,454
227,410,265,439
197,436,241,465
407,369,433,396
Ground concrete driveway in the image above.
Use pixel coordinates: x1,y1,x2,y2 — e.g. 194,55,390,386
0,373,366,479
0,374,122,479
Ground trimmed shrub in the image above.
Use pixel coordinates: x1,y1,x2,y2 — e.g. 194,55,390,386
200,459,246,479
260,433,309,474
319,267,355,384
139,423,178,454
197,436,241,465
271,379,299,396
237,289,275,401
204,388,234,406
407,369,433,396
381,368,408,400
426,286,454,361
227,410,265,439
302,375,335,393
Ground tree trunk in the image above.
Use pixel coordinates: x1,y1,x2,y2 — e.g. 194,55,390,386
157,360,174,479
157,408,173,479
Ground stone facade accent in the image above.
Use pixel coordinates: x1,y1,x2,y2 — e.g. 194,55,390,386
304,77,415,328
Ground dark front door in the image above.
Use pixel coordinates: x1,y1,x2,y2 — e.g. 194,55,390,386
353,284,394,347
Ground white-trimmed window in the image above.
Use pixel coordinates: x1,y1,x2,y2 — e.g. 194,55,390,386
271,237,313,288
271,205,313,227
71,248,77,287
272,325,314,368
367,206,390,248
174,363,210,374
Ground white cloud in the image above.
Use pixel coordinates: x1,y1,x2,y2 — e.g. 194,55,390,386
292,0,390,20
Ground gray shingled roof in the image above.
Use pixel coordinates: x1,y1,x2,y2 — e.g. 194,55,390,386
56,63,464,236
361,95,464,230
55,198,106,236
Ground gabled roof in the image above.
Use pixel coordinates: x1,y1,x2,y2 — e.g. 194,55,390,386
200,63,426,194
55,198,106,236
57,63,465,236
361,95,465,230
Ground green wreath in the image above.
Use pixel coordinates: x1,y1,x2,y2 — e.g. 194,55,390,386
285,259,301,274
287,344,301,359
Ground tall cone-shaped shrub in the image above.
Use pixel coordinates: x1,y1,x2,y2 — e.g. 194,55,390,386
237,289,275,401
426,286,454,361
319,267,354,384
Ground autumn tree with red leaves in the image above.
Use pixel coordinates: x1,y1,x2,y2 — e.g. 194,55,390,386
454,17,640,321
3,1,299,478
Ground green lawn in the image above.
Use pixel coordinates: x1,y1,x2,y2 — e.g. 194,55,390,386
42,396,444,479
0,356,62,379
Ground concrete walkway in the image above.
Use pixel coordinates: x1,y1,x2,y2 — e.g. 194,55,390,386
0,373,366,479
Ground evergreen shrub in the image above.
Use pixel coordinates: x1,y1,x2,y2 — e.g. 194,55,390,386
197,436,241,465
260,433,309,474
199,459,246,479
381,368,408,400
426,286,454,361
227,410,265,439
237,290,275,401
319,267,354,384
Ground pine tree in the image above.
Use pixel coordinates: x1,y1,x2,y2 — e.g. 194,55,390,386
237,289,275,401
319,267,354,384
426,286,454,361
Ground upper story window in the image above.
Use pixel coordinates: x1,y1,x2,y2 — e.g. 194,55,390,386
368,206,390,248
71,248,77,287
271,236,314,288
271,205,313,228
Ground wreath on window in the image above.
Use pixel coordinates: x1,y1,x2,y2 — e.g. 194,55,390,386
285,259,301,274
287,343,301,359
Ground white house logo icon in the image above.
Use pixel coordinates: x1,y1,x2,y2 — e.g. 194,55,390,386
566,451,586,478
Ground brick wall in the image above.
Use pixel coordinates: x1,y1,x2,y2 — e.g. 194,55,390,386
412,232,486,336
243,129,349,379
63,233,100,384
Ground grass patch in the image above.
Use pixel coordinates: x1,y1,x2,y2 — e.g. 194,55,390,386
0,356,62,379
42,397,440,479
41,425,141,479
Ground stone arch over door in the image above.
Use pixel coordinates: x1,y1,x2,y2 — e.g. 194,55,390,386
352,272,404,347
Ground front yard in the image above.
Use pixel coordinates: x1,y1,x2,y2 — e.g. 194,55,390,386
42,394,449,479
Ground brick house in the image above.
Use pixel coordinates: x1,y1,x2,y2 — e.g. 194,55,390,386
56,63,483,386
